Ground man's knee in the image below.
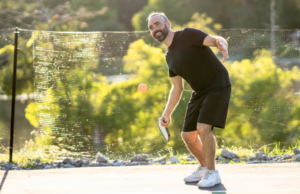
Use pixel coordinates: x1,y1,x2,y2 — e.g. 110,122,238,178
197,123,213,137
181,131,198,144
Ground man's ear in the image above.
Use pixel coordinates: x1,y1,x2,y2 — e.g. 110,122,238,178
167,21,171,29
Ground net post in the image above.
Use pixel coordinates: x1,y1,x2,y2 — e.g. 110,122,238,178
270,0,275,59
9,27,19,163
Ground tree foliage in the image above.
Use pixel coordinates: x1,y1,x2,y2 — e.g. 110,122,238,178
132,0,198,31
132,0,300,30
1,0,300,155
23,36,300,154
221,50,300,147
0,37,34,95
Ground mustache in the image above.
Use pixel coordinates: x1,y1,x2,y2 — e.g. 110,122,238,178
154,30,163,37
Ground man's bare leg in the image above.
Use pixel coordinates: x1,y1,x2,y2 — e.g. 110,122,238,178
181,131,206,167
197,123,216,170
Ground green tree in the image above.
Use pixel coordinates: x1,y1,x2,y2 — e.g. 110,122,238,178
96,39,174,154
132,0,300,30
0,0,123,31
220,49,300,147
132,0,199,31
25,31,101,151
0,36,34,95
172,13,222,33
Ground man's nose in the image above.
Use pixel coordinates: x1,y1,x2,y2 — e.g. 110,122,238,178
152,26,159,33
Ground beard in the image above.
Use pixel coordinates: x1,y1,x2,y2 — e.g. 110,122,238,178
152,24,169,42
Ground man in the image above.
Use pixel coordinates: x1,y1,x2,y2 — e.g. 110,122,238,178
147,12,231,188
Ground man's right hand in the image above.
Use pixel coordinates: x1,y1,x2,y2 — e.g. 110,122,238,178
160,115,171,128
160,76,183,128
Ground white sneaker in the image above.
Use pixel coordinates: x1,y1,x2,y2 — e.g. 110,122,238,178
197,170,221,187
184,166,207,182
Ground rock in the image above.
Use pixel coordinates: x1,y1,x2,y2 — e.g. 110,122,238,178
63,158,73,164
282,154,292,160
232,158,240,162
241,158,250,162
112,160,125,166
293,148,300,155
44,165,51,169
247,160,259,164
96,152,109,163
126,161,150,166
35,165,44,169
256,153,269,160
99,163,110,166
274,156,282,160
73,159,84,167
185,154,197,161
220,159,230,163
169,156,180,164
89,162,100,167
130,154,150,162
221,150,238,159
81,157,91,165
2,163,13,170
292,154,300,161
268,156,274,160
35,159,41,164
26,168,31,170
151,158,166,165
57,162,62,167
62,164,76,168
217,156,225,160
186,158,197,161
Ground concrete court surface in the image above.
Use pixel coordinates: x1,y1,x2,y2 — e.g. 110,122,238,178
0,163,300,194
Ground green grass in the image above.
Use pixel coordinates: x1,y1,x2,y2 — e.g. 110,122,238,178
1,140,299,168
0,140,76,169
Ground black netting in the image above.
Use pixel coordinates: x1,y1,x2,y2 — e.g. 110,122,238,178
0,28,300,160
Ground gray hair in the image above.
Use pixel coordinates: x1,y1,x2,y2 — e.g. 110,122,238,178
147,12,169,23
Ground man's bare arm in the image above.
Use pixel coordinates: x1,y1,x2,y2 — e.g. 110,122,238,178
203,35,229,62
203,35,227,48
161,76,183,127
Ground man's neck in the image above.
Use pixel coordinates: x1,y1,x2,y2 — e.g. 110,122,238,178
163,30,175,47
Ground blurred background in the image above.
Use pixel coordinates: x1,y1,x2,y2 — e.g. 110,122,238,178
0,0,300,160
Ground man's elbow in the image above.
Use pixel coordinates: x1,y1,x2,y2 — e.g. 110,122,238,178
173,86,183,93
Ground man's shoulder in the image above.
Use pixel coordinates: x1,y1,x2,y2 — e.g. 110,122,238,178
178,28,205,37
181,28,209,41
182,27,201,32
175,28,196,37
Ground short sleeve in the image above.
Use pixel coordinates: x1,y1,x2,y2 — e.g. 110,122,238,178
169,69,177,77
184,28,208,47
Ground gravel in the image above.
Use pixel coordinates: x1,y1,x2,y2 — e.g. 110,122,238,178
2,148,300,170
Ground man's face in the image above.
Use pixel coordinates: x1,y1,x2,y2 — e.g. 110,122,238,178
148,15,169,42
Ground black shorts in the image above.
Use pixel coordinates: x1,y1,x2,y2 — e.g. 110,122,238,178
183,86,231,132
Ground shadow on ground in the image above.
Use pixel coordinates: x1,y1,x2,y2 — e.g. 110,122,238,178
0,170,9,191
185,182,227,193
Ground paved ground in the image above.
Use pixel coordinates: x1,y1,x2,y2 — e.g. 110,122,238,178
0,163,300,194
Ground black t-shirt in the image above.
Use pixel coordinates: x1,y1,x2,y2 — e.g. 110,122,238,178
165,28,231,97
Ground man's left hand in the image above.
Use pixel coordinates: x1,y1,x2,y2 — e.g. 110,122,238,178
216,40,229,63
